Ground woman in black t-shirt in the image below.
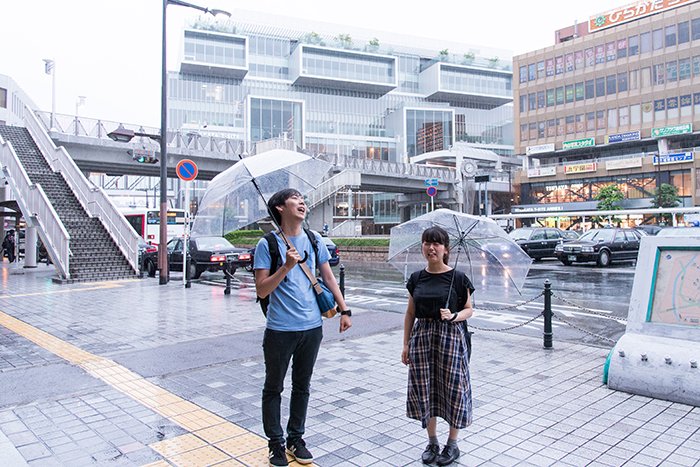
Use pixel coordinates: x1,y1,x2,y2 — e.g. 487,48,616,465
402,226,474,466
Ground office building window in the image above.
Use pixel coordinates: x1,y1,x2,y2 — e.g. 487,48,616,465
586,112,595,131
547,119,556,136
692,56,700,76
619,106,629,126
653,64,665,85
628,35,639,56
617,39,627,59
519,65,528,83
654,99,666,122
585,80,594,99
652,28,664,50
537,61,546,79
630,104,641,125
528,93,536,111
666,61,678,82
671,171,692,197
519,94,527,113
556,86,564,105
665,25,677,47
640,32,652,53
529,122,537,140
528,63,536,81
585,48,595,66
606,75,616,95
629,69,638,90
0,87,6,108
607,108,617,129
565,115,575,134
596,110,606,130
556,118,564,135
538,121,545,138
406,109,453,157
678,21,690,44
575,114,584,133
617,73,627,93
641,67,652,87
692,18,700,41
679,58,691,80
681,94,692,116
575,82,584,101
537,91,545,109
249,97,303,143
520,123,528,141
565,84,574,103
595,77,606,97
546,89,555,107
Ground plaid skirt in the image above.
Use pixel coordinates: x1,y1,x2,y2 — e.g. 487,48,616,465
407,319,472,429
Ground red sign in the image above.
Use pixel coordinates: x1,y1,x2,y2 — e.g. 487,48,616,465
426,186,437,197
176,159,198,181
589,0,693,33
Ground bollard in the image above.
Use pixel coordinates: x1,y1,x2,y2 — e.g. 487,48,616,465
543,279,553,349
138,251,145,279
224,262,232,295
184,253,191,289
339,264,345,298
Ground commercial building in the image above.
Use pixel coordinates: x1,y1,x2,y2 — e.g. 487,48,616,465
167,11,514,231
513,0,700,228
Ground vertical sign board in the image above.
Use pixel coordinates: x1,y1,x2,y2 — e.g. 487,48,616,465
176,159,198,287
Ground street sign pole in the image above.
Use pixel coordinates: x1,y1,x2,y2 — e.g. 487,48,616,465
183,180,190,288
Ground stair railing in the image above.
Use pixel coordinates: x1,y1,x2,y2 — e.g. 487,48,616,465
306,169,361,209
0,136,71,278
24,108,141,274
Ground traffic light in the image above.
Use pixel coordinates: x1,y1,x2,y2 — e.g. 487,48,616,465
127,148,159,164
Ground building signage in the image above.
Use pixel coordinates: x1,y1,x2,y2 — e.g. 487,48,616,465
512,206,564,213
527,166,557,178
562,137,595,150
653,152,695,165
589,0,694,33
652,123,693,138
526,143,555,155
605,130,641,144
606,157,643,171
564,162,598,174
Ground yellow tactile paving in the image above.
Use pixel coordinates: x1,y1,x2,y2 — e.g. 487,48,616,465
235,448,312,467
150,434,208,457
195,423,247,444
214,433,267,457
168,445,231,467
212,460,246,466
0,308,288,467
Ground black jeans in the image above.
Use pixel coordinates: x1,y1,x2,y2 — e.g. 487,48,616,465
262,326,323,446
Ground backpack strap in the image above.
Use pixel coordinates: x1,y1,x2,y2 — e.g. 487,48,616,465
303,228,320,266
264,231,282,276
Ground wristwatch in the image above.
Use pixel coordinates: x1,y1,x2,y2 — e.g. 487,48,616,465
340,309,352,317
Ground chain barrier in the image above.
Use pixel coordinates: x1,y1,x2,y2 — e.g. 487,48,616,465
469,311,544,332
551,292,627,322
476,291,545,312
550,311,617,344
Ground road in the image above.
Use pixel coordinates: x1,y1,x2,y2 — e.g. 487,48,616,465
197,258,637,348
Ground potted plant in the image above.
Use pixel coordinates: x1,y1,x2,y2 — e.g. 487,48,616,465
367,37,380,52
438,48,449,61
488,56,500,68
462,52,475,65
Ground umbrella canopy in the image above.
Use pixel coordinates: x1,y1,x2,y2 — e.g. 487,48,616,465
191,149,331,237
388,209,532,297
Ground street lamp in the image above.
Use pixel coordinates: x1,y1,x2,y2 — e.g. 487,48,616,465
74,96,86,135
42,59,56,131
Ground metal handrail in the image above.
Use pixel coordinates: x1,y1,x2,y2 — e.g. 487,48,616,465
319,153,456,181
0,136,71,278
306,170,361,208
27,108,141,274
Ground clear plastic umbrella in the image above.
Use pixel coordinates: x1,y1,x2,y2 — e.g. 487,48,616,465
191,149,331,237
388,209,532,298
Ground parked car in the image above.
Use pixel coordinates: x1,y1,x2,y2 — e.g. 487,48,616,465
245,234,340,271
167,236,251,279
139,240,158,277
509,227,580,260
554,228,643,266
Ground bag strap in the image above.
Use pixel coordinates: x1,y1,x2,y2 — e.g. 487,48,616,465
264,232,281,276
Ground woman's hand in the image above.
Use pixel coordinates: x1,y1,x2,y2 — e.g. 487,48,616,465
401,345,410,365
440,308,455,321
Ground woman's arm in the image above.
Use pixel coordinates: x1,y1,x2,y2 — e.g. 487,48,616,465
439,289,474,322
402,295,416,365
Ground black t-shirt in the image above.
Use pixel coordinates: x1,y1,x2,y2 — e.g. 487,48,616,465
406,269,475,319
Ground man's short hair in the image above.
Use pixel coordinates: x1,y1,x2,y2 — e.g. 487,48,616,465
267,189,302,225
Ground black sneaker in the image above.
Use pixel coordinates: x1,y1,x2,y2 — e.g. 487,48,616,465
268,443,288,467
436,444,460,466
286,438,313,464
421,443,440,464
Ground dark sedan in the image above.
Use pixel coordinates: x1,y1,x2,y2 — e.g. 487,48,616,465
167,236,251,279
554,228,643,267
509,227,579,260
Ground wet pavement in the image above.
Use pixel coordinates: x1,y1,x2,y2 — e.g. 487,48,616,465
0,260,699,466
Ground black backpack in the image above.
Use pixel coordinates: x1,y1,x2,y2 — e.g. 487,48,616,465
257,228,321,316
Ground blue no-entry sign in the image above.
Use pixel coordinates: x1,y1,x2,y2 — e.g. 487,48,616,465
176,159,198,181
426,186,437,197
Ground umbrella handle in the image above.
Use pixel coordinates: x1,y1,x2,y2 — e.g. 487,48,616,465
298,251,309,264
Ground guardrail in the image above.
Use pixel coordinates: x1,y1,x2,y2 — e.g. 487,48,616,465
0,136,71,278
319,153,455,181
27,108,141,273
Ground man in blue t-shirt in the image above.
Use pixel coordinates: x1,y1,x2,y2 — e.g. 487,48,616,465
255,188,352,467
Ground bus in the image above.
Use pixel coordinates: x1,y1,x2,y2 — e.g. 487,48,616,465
120,208,187,245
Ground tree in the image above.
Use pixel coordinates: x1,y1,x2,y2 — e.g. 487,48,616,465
335,33,353,48
438,49,449,61
650,183,680,224
595,185,624,226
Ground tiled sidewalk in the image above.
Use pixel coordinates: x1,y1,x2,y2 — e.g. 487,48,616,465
0,263,698,466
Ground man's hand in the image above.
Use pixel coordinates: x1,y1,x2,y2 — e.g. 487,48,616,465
284,245,302,269
339,314,352,333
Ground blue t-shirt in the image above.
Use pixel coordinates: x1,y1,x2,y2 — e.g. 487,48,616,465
254,230,331,331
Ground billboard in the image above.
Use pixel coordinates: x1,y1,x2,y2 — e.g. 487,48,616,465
527,166,557,178
564,162,598,174
589,0,694,33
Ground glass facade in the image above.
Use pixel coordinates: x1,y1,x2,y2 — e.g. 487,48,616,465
249,97,303,143
302,48,394,84
441,68,511,97
183,30,246,67
406,109,453,157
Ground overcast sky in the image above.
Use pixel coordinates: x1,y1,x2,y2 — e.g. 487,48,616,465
1,0,629,127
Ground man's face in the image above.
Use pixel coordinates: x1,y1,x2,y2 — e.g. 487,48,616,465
278,193,306,221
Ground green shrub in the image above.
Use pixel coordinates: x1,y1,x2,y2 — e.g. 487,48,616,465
332,238,389,247
224,229,264,245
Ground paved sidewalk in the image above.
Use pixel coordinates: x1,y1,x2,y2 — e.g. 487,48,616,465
0,261,698,466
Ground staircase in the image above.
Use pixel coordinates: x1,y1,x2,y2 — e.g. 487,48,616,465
0,125,136,281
